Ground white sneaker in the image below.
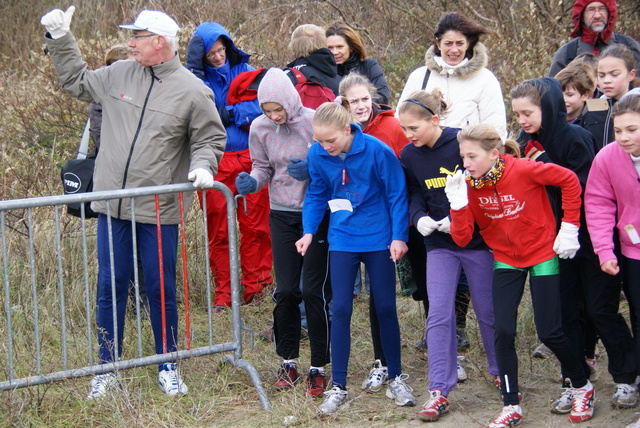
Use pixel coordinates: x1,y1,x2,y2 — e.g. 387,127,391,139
87,372,118,400
488,404,523,427
627,416,640,428
613,383,638,408
569,380,595,422
457,356,468,382
158,363,189,396
361,359,388,392
385,374,416,406
318,386,348,414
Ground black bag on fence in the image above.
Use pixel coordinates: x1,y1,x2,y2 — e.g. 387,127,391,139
60,119,98,218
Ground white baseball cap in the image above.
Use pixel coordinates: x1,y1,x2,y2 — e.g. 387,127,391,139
120,10,179,37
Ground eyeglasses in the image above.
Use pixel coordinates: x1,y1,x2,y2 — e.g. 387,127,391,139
584,6,607,14
206,46,226,59
130,33,156,40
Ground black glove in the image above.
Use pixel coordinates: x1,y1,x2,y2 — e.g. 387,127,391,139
217,106,234,127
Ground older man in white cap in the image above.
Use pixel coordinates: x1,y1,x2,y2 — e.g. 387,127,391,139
41,6,226,398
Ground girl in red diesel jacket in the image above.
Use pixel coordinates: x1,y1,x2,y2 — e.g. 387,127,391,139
444,124,595,427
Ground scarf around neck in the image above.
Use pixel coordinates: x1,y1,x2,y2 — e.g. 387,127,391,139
468,157,505,189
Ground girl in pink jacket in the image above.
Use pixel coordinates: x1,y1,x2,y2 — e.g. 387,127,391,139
585,94,640,428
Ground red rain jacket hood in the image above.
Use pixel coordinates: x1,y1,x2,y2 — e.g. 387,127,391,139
570,0,617,45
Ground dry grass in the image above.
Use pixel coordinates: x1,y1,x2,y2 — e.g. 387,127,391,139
0,198,632,426
0,275,628,427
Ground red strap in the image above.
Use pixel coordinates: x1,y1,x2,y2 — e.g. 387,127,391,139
289,67,306,85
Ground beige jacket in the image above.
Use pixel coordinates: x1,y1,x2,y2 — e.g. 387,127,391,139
46,32,226,224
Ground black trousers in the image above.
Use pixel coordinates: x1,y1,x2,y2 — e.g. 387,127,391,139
622,256,640,377
270,210,331,367
493,268,587,405
559,250,636,384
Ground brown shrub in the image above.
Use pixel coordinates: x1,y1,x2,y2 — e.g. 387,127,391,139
1,0,639,198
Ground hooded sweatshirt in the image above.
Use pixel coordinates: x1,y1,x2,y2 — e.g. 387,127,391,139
548,0,640,77
287,48,342,96
516,77,596,252
396,43,507,140
401,127,487,252
516,77,595,187
248,68,315,212
188,22,263,151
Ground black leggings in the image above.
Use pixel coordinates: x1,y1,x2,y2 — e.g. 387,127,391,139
493,268,587,405
559,252,635,384
270,210,331,367
622,256,640,376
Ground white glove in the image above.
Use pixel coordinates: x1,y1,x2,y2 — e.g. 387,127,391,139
417,216,439,237
553,222,580,259
437,216,451,234
188,168,214,189
445,170,468,210
41,6,76,39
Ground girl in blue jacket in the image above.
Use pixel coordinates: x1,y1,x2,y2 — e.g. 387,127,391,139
296,102,414,414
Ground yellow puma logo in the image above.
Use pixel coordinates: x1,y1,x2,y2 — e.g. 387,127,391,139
439,165,459,176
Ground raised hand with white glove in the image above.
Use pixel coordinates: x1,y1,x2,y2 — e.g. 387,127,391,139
437,216,451,234
41,6,76,39
417,216,439,237
444,170,468,210
235,172,257,195
553,222,580,259
188,168,214,189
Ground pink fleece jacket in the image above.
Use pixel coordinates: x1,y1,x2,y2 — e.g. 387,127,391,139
585,142,640,264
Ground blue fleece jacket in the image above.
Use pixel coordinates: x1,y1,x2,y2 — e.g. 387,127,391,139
189,22,262,151
303,124,409,252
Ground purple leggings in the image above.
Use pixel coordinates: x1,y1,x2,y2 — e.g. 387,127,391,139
425,248,497,396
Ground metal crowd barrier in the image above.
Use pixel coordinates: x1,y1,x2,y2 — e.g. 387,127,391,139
0,182,270,410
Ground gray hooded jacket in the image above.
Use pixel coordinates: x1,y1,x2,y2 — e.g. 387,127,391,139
248,68,315,212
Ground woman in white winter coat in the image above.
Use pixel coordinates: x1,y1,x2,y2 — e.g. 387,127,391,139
397,12,507,139
397,12,507,376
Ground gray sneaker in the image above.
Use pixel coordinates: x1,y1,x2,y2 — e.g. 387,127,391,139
361,359,388,392
318,386,348,414
551,385,573,414
532,343,554,359
457,356,468,382
613,383,638,408
386,374,416,406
